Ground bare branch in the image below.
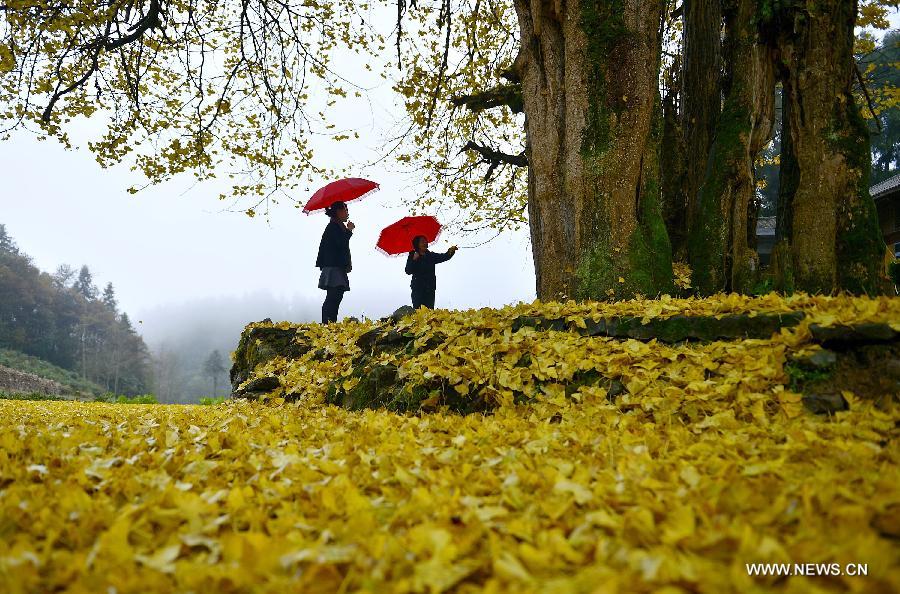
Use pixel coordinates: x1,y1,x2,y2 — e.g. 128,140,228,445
854,60,883,133
424,0,452,133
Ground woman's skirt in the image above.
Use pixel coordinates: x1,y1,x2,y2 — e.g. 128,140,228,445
318,266,350,291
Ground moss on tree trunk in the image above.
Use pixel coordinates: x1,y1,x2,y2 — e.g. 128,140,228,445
688,0,775,294
682,0,722,242
835,88,889,294
515,0,672,300
660,68,688,261
772,0,889,295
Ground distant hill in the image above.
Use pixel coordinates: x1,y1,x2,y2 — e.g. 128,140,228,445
0,349,105,396
1,224,152,395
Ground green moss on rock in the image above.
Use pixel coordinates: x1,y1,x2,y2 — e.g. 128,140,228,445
230,326,309,391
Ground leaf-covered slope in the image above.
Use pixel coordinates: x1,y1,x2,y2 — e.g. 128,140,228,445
232,294,900,414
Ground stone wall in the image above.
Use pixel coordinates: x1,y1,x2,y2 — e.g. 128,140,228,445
0,365,65,396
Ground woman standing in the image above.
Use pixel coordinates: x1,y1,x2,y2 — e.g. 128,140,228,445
315,201,355,323
405,235,457,309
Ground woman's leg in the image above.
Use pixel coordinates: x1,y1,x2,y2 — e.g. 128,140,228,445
424,289,436,309
411,287,422,309
321,291,333,324
322,288,345,323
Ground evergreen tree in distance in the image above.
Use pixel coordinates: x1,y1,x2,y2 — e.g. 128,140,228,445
203,350,227,398
102,282,117,311
73,266,98,301
0,224,19,254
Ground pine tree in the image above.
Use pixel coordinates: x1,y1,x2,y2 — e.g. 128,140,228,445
73,266,98,301
102,282,117,311
203,350,227,397
867,30,900,185
0,224,18,254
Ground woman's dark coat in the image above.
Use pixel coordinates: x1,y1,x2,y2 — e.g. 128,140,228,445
405,250,454,290
316,221,353,269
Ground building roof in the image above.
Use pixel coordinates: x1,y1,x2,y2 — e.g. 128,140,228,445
870,173,900,201
752,176,896,240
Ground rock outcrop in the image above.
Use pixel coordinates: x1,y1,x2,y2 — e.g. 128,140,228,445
0,365,65,396
230,304,900,415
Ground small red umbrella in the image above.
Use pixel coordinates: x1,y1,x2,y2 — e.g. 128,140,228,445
303,178,379,214
377,216,443,256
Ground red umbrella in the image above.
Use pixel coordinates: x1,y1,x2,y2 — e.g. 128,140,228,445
377,216,443,256
303,178,379,214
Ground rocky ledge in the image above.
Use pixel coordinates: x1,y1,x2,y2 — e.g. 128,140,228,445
230,302,900,416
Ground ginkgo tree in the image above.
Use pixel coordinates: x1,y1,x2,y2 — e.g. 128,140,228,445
394,0,675,300
395,1,899,299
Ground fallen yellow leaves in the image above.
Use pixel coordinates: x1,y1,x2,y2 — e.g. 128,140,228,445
673,262,693,290
2,395,898,593
249,293,899,415
2,294,900,593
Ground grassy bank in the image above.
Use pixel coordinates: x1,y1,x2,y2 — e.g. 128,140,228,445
0,349,105,396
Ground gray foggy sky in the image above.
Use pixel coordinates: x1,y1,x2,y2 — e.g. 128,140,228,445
0,131,537,323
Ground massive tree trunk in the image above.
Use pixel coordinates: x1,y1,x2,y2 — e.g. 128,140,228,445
774,0,888,294
682,0,722,240
688,0,775,294
515,0,672,300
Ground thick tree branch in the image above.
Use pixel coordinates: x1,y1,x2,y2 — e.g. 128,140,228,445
451,83,523,113
460,139,527,181
104,0,161,51
460,140,527,167
501,52,525,83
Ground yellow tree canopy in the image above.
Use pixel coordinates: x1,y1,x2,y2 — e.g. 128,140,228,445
0,0,896,224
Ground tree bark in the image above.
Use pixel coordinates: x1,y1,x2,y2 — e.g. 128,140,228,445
775,0,888,294
661,57,688,261
772,86,797,292
682,0,721,239
689,0,775,294
515,0,672,300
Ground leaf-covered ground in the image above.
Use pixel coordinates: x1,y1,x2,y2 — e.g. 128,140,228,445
2,295,900,593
